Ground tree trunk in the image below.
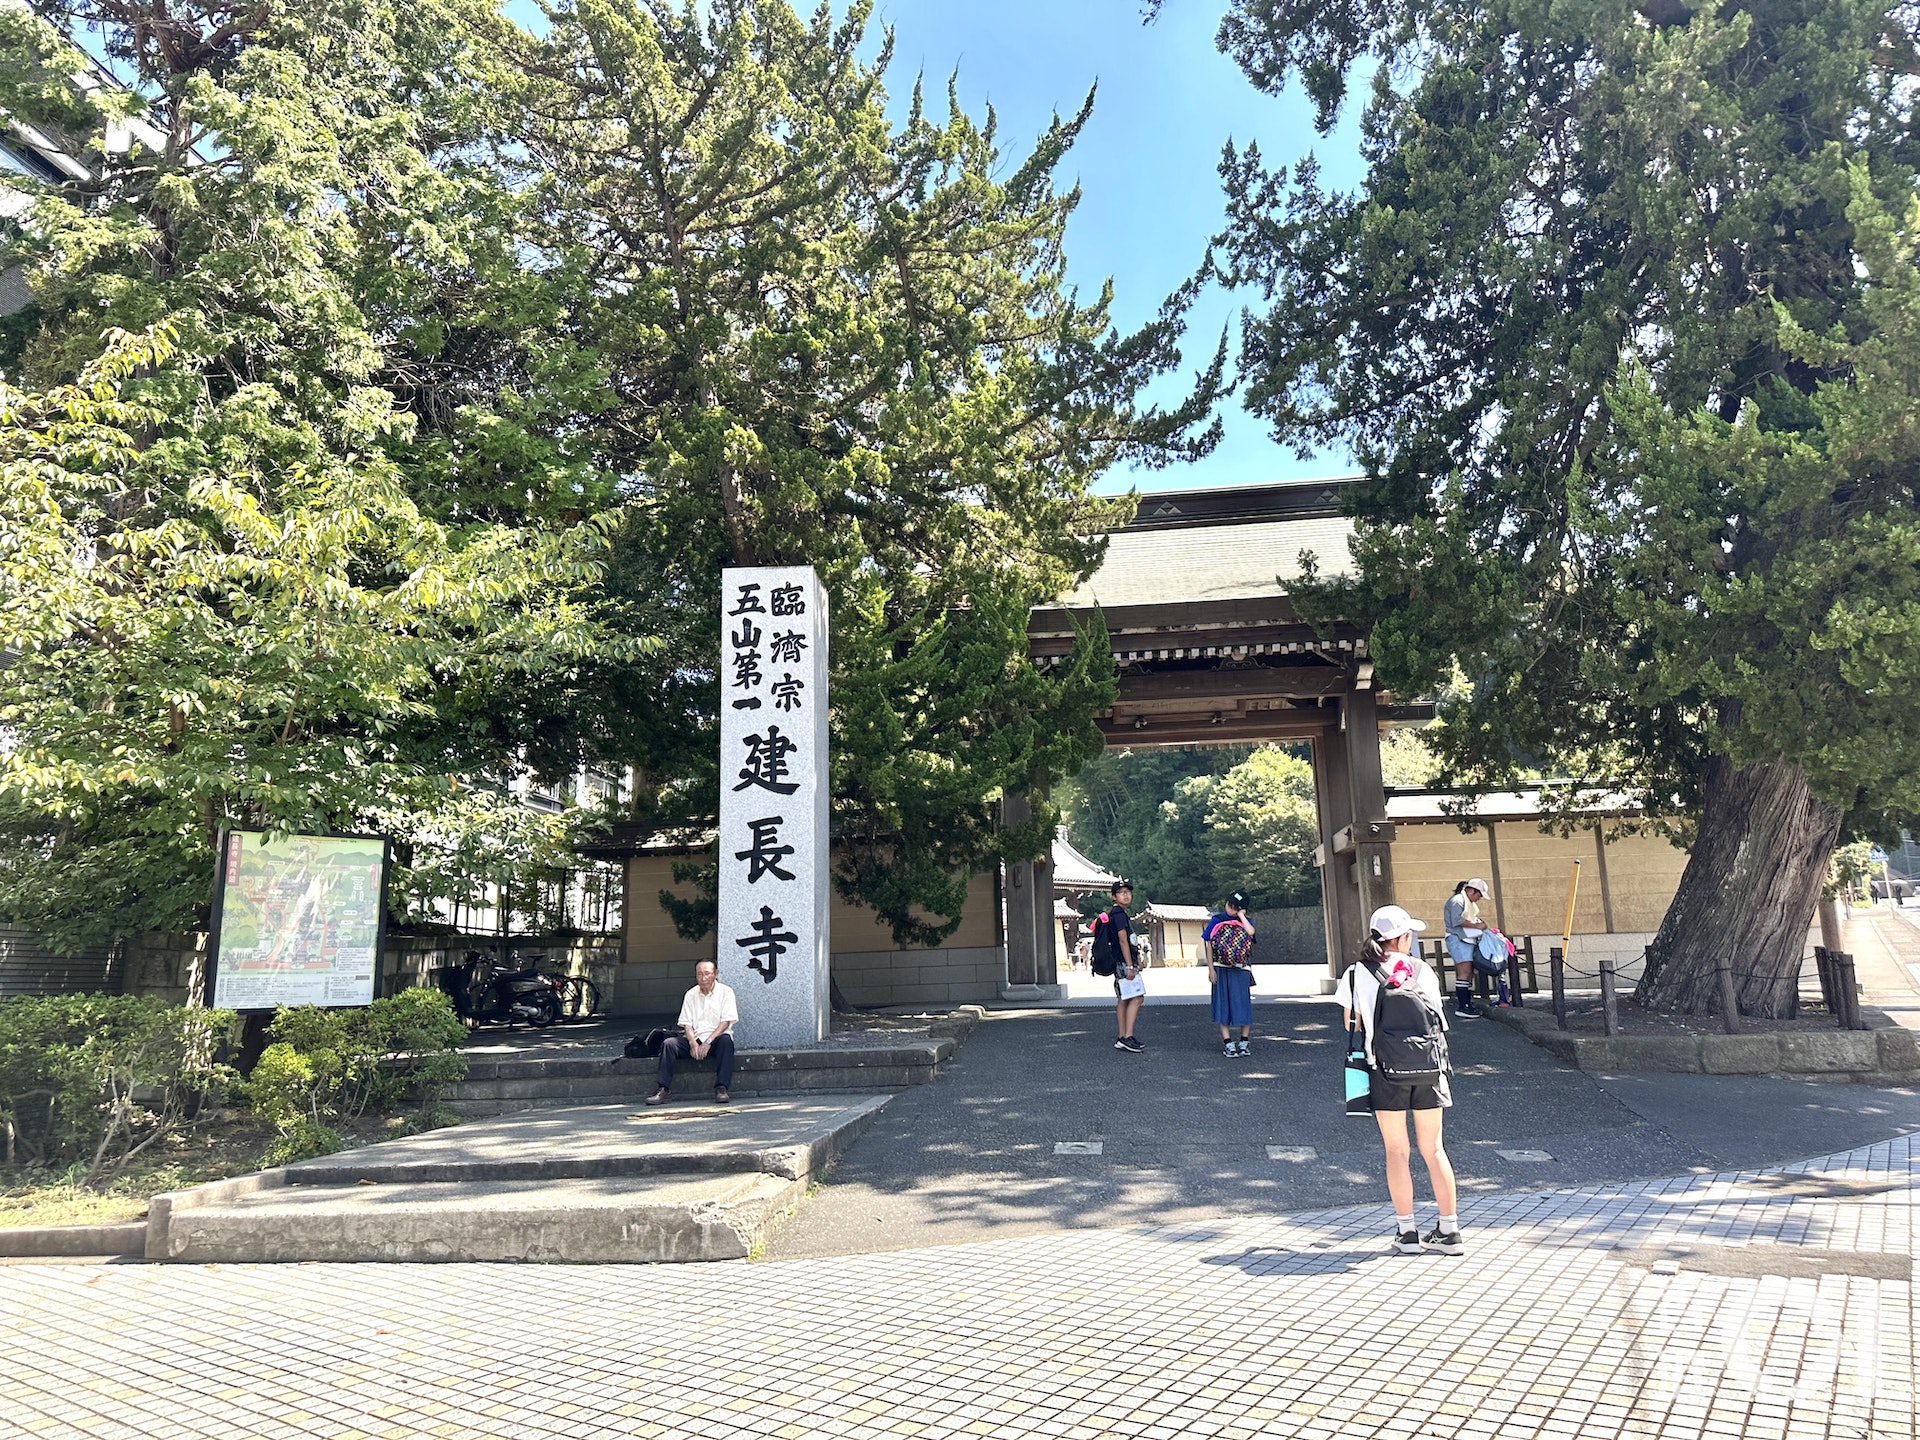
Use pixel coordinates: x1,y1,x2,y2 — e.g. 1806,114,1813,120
1636,756,1840,1018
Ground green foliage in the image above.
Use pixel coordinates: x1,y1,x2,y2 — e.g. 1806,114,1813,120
0,994,237,1180
0,1,650,949
242,990,468,1149
1200,747,1321,906
1216,0,1920,835
1378,729,1441,789
1215,0,1920,1002
503,0,1224,944
1059,744,1320,912
1,0,1218,951
256,1120,346,1168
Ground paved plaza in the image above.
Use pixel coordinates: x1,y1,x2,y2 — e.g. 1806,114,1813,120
2,1132,1915,1440
770,1007,1920,1257
4,1008,1918,1439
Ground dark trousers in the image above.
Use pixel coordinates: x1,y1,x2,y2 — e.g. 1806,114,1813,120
657,1032,735,1089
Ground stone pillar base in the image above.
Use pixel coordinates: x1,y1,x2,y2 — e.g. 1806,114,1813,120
998,983,1067,1003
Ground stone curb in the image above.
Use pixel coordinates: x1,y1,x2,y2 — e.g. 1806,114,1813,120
147,1167,288,1261
1483,1004,1919,1082
0,1221,147,1258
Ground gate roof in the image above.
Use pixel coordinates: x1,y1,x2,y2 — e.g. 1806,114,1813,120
1030,479,1421,746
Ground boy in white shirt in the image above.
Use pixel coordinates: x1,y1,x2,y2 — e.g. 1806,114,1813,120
647,960,739,1105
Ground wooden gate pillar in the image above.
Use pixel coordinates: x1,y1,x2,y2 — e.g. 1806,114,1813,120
1000,792,1059,990
1313,731,1363,981
1343,689,1396,924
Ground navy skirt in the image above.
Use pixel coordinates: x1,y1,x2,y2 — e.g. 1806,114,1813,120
1210,966,1253,1026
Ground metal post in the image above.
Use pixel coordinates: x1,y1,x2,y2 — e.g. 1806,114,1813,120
1599,957,1620,1037
1550,945,1567,1030
1715,956,1741,1035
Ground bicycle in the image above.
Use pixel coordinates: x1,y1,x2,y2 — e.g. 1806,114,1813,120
525,955,602,1020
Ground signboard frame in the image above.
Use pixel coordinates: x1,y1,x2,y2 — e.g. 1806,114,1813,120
205,828,392,1012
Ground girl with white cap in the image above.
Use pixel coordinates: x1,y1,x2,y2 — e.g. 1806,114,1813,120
1443,878,1493,1018
1335,903,1463,1255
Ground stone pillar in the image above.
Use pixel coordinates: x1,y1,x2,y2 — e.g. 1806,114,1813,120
718,566,831,1046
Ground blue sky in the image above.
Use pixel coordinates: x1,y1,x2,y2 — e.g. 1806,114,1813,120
867,0,1367,494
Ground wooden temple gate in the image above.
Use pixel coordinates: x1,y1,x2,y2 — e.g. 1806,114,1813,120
1009,479,1426,991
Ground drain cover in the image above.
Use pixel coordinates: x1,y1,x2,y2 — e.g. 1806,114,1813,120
1054,1141,1103,1156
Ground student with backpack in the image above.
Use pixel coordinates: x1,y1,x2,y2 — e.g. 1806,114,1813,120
1443,878,1501,1017
1335,904,1464,1256
1203,890,1257,1057
1089,879,1145,1053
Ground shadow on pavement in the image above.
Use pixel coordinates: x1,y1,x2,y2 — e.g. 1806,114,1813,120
763,1005,1920,1260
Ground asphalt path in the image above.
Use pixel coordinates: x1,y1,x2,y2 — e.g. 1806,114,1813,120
764,999,1920,1259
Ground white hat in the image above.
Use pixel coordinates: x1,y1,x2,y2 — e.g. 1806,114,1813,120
1368,904,1427,940
1466,878,1491,895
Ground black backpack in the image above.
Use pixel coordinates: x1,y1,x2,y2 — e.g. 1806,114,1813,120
1088,912,1119,977
1365,962,1449,1083
623,1026,673,1060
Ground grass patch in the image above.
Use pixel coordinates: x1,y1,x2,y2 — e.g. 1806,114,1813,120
0,1111,455,1229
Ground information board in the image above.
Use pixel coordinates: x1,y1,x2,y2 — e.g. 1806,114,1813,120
209,831,388,1010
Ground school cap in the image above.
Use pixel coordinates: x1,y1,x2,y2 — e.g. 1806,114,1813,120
1466,878,1491,894
1226,890,1249,910
1110,878,1133,894
1368,904,1427,940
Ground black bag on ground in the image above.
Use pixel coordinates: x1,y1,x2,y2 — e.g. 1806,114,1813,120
1088,912,1119,977
1366,962,1449,1083
624,1026,673,1060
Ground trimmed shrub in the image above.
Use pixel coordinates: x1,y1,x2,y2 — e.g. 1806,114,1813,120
242,989,468,1158
0,994,238,1180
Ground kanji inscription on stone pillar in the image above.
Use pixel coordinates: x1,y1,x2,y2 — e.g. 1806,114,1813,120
718,566,830,1044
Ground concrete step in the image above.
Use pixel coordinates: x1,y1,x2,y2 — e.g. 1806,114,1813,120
448,1040,952,1115
285,1094,890,1185
159,1172,798,1263
146,1094,890,1263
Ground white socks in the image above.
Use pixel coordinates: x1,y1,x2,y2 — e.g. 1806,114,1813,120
1439,1213,1459,1232
1395,1212,1416,1233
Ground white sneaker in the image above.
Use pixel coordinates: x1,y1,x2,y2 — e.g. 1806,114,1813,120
1221,1040,1238,1056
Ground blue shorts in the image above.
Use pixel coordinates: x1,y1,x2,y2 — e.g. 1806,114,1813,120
1210,967,1253,1027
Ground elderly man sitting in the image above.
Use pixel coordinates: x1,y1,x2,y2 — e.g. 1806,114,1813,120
647,959,739,1105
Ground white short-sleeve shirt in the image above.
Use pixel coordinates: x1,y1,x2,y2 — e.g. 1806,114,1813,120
677,982,739,1043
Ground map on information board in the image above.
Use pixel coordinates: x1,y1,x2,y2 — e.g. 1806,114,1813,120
209,831,388,1009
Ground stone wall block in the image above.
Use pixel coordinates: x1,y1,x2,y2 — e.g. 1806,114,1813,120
1877,1028,1920,1072
1779,1032,1878,1073
1699,1033,1783,1074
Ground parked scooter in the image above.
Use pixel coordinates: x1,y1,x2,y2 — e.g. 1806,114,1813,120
435,950,564,1029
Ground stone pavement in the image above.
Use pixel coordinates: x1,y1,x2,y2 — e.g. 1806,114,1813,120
770,1008,1920,1259
1863,907,1920,1032
1,1134,1914,1440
